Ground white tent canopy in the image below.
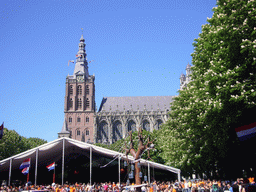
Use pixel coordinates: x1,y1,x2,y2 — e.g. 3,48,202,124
0,137,181,185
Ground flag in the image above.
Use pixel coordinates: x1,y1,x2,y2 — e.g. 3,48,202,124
235,122,256,141
76,54,82,58
89,60,94,63
0,122,3,139
68,60,74,66
20,158,30,169
46,162,55,171
22,167,29,175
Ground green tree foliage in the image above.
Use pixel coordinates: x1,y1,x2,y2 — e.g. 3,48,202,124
0,128,47,160
158,0,256,179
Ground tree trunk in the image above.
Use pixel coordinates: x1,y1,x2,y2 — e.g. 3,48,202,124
135,162,142,192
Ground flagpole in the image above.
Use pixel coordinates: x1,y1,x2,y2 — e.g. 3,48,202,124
53,163,56,183
27,172,29,183
148,163,150,184
62,138,65,186
90,146,92,186
118,155,121,186
8,158,12,186
35,149,38,186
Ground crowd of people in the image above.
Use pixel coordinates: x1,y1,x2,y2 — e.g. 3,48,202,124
0,178,256,192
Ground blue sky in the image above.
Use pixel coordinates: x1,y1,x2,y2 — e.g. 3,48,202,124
0,0,217,142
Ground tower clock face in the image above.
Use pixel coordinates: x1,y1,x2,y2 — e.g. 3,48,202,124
77,76,83,82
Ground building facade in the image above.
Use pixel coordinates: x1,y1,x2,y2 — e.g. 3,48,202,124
58,35,191,144
58,35,96,143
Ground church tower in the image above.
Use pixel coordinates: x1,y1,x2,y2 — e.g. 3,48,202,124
58,35,95,143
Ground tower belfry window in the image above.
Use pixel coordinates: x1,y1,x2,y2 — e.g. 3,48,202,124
86,85,89,94
86,117,89,122
77,98,82,109
77,85,82,95
69,98,73,109
69,85,73,95
86,98,90,107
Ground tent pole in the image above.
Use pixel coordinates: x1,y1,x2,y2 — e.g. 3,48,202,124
8,158,12,186
178,171,181,182
90,146,92,186
118,155,120,185
148,163,150,184
62,138,65,186
35,148,39,186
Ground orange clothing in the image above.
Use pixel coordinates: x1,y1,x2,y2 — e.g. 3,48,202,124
70,187,75,192
173,188,176,192
149,186,154,192
55,187,60,192
249,177,254,183
188,182,192,187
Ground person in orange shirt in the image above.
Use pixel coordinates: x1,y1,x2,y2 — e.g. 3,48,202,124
70,185,76,192
149,184,154,192
55,185,60,192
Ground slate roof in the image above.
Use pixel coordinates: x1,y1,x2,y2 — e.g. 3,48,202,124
98,96,174,112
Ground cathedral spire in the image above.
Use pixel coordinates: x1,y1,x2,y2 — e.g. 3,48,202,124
73,34,89,77
58,118,70,138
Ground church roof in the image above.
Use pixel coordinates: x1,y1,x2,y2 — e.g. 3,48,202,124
98,96,174,112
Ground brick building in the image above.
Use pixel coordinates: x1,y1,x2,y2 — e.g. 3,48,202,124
58,35,191,144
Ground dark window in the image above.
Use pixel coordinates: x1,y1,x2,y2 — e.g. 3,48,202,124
69,117,72,123
86,117,89,122
77,130,80,135
69,86,73,95
77,117,81,122
86,85,89,94
77,98,82,109
77,85,82,95
69,98,73,109
86,130,89,136
86,98,90,107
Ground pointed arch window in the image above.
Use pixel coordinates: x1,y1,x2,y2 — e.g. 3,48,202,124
77,130,80,136
113,121,122,141
86,117,89,123
86,85,89,94
86,98,90,108
143,120,150,131
77,98,82,109
86,130,90,136
128,120,136,132
77,117,81,123
69,85,73,95
69,117,72,123
77,85,82,95
156,119,163,130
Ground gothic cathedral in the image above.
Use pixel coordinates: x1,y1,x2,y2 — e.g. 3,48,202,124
58,35,191,144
